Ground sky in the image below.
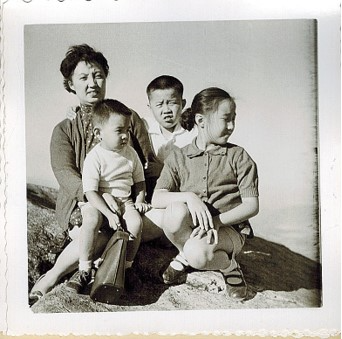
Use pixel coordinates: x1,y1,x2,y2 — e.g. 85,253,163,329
23,20,319,259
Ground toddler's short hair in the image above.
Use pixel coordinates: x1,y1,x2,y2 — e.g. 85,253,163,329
92,99,132,127
146,75,184,99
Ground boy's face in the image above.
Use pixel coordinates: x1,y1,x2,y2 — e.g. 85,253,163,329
202,99,236,146
148,88,186,132
97,113,130,151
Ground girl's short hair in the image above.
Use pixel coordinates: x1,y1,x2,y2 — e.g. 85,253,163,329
60,44,109,94
146,75,184,99
92,99,132,127
181,87,235,131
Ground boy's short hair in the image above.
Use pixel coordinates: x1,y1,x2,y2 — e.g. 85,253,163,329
146,75,184,99
93,99,132,127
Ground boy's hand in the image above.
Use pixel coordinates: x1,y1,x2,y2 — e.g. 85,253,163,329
102,193,121,216
135,202,152,214
107,212,121,230
186,193,214,232
66,106,77,120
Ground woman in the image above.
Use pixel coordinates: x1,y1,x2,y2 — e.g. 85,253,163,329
29,44,158,305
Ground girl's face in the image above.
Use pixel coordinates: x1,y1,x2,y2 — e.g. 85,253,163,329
98,114,130,151
69,61,106,105
202,99,236,146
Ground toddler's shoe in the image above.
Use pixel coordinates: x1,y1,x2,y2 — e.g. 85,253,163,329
66,270,92,294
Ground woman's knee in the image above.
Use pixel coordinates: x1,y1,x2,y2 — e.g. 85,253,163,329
163,202,190,233
183,238,214,269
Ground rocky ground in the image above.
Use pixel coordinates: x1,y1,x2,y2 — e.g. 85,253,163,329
27,184,322,313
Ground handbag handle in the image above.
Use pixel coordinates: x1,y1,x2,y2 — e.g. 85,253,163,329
100,228,129,260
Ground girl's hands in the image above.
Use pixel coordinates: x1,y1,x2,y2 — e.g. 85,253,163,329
186,193,218,244
186,193,214,231
66,106,77,120
190,226,219,245
135,202,152,214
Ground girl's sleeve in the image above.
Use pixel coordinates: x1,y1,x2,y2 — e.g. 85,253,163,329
235,148,259,198
50,121,84,201
154,153,180,192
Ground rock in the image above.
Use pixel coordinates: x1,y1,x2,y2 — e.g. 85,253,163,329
27,184,322,313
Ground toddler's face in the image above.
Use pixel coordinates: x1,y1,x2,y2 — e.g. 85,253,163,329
98,113,130,151
204,99,236,145
148,88,185,132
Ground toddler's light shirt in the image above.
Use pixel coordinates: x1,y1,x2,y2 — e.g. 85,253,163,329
82,143,145,199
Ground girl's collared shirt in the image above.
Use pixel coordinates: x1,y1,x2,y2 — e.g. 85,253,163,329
155,138,259,215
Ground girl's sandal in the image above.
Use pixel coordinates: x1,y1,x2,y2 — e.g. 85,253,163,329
160,257,190,285
222,264,248,300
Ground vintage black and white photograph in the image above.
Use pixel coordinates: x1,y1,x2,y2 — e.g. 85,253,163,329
1,0,340,336
25,19,321,310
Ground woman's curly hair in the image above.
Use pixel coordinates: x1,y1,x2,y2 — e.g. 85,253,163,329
60,44,109,94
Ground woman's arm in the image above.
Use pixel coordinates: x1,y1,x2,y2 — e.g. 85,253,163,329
129,109,156,168
50,122,84,202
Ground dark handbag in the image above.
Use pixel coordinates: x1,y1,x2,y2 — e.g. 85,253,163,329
90,229,129,304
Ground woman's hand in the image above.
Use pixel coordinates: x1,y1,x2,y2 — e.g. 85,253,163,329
102,193,121,216
186,193,214,232
135,202,152,214
66,106,77,121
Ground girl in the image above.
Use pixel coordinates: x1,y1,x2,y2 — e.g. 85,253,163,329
151,87,259,300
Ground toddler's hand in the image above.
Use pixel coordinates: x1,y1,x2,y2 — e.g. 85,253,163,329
102,193,121,216
135,202,152,214
107,212,121,230
66,106,78,120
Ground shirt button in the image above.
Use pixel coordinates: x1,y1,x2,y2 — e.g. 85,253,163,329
203,176,206,180
203,189,207,193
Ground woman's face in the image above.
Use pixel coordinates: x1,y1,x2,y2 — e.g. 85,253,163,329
69,61,106,105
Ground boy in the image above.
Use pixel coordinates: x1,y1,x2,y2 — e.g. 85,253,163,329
143,75,198,201
66,99,150,293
